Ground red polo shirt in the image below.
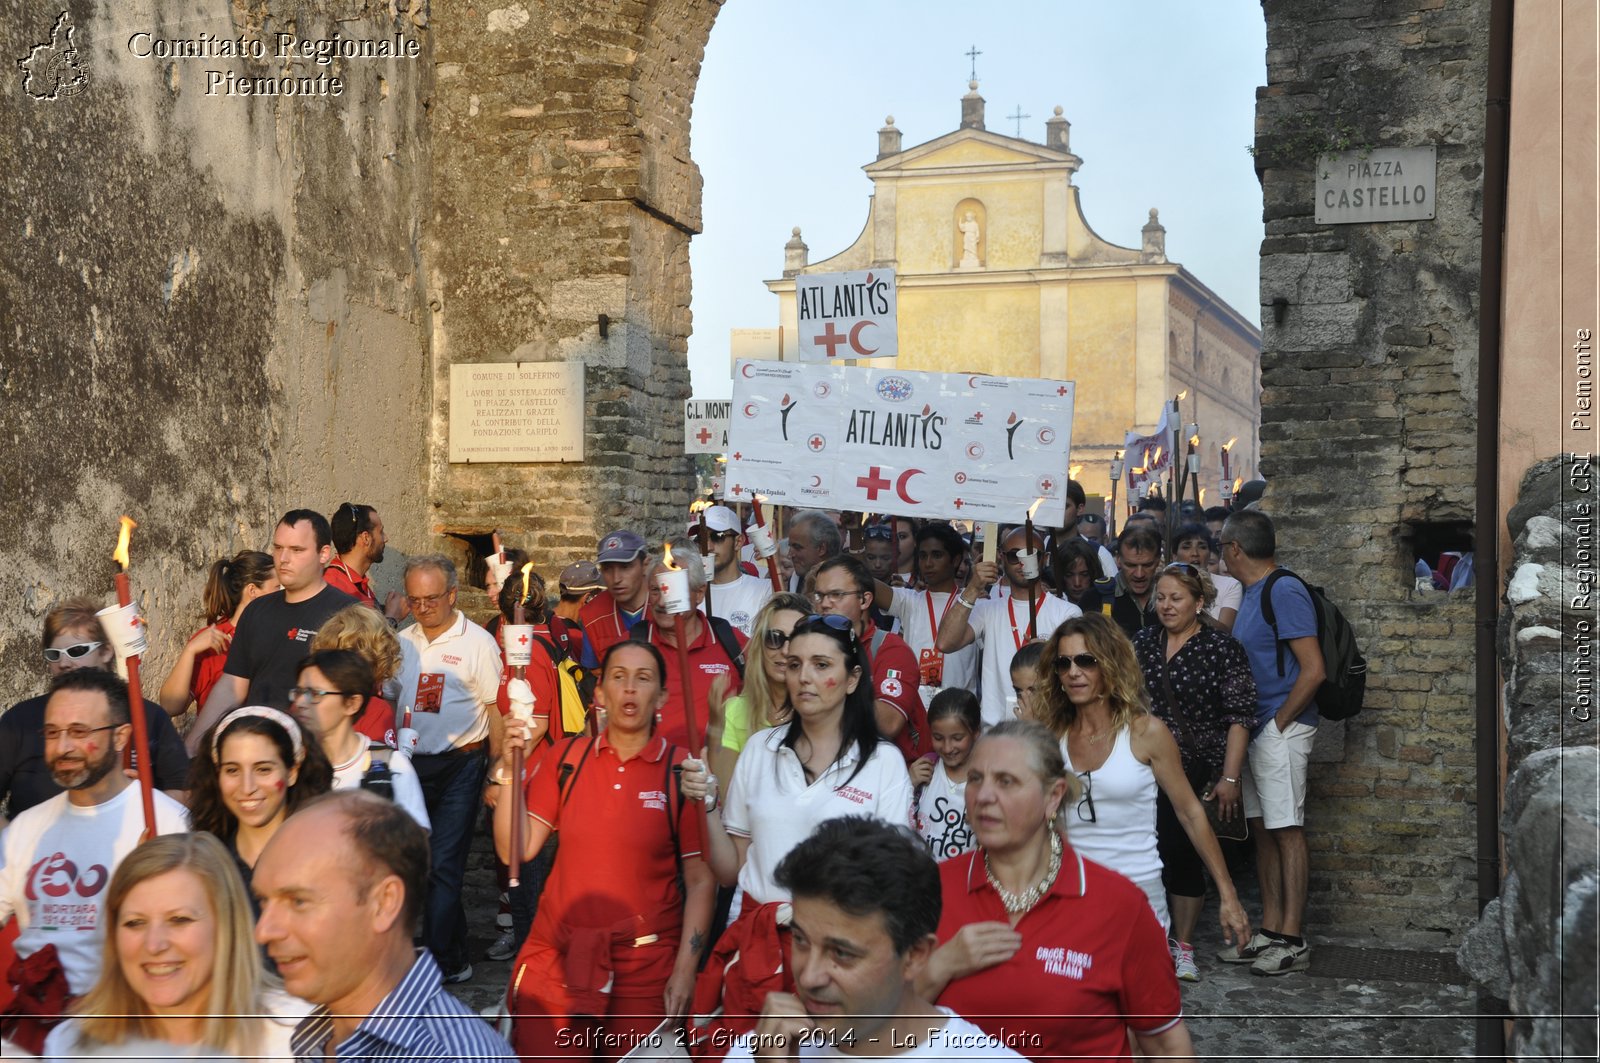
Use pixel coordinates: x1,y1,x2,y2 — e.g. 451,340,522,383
935,845,1183,1062
525,733,704,940
323,557,377,608
580,591,648,667
641,615,745,751
186,620,235,709
863,621,930,761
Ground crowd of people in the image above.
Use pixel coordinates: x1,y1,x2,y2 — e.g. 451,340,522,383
0,480,1340,1061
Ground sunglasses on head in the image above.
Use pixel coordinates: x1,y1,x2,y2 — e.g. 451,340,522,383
863,525,895,541
43,641,103,664
1054,652,1101,673
1165,562,1201,575
794,613,859,646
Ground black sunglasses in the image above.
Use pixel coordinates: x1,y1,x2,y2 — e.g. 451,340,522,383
762,628,793,649
1076,771,1097,823
1054,653,1101,673
794,613,859,646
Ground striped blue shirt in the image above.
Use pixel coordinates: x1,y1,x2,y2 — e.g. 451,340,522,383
290,949,515,1062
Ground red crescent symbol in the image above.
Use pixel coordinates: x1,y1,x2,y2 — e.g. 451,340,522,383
810,475,822,487
743,402,759,418
895,469,924,505
967,375,979,388
848,321,878,356
741,363,755,378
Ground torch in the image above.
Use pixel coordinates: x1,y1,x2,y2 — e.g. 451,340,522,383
693,502,715,615
107,517,157,839
656,545,711,847
1221,438,1237,506
501,562,537,887
750,496,782,592
1108,451,1124,537
1022,498,1045,640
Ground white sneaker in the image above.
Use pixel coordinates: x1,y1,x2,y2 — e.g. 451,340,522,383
1250,940,1311,976
1171,939,1200,982
1217,931,1274,964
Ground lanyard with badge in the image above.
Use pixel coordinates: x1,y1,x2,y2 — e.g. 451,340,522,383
918,590,959,687
1005,595,1028,650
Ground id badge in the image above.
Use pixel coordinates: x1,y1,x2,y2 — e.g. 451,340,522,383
918,647,944,688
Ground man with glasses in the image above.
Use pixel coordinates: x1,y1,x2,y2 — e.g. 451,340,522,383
397,554,503,985
810,556,929,761
937,527,1080,728
325,502,409,623
0,669,188,1053
1215,510,1325,977
703,505,773,637
634,538,747,748
191,509,359,751
0,600,190,823
1107,524,1164,638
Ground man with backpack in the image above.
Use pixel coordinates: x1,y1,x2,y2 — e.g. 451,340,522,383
1215,510,1326,977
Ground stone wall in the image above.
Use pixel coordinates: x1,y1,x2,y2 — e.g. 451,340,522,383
424,0,719,585
1,0,432,708
1255,0,1489,932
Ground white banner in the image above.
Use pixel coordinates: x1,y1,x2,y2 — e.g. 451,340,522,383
684,398,730,454
727,360,1074,524
795,268,898,362
1123,403,1176,498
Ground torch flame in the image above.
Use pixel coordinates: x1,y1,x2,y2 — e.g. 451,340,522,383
1199,488,1207,504
689,500,708,514
1177,389,1189,401
1189,434,1200,448
1027,497,1046,521
1131,466,1147,476
662,542,680,570
520,561,534,603
1151,446,1164,466
113,516,137,569
1068,464,1083,479
1233,477,1243,492
1116,450,1125,460
1223,437,1238,451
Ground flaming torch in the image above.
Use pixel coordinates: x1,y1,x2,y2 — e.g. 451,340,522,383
1023,497,1045,640
109,517,157,839
658,545,711,845
1221,438,1237,504
1108,451,1125,537
500,561,539,885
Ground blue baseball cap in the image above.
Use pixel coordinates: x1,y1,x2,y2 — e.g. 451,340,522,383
596,530,648,564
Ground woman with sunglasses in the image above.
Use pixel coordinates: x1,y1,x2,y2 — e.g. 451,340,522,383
707,592,810,788
1037,614,1250,952
1135,562,1256,980
0,599,191,825
157,550,278,718
919,720,1194,1062
187,706,333,906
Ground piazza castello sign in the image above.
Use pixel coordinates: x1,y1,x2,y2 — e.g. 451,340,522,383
1315,146,1437,224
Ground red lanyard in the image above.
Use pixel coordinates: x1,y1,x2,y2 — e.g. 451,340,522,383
924,591,958,648
1005,595,1027,651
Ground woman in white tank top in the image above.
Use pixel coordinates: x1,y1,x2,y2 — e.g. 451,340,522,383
1036,614,1250,947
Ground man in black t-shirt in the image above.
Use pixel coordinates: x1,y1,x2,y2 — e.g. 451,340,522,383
187,509,357,753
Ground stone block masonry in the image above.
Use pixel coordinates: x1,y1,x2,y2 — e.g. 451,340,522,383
1256,0,1489,934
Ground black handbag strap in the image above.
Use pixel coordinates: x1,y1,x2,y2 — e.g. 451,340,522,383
1157,631,1202,761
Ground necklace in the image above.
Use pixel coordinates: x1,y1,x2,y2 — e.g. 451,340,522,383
984,830,1063,914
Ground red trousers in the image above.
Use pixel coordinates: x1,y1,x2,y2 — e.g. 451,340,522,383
510,938,678,1062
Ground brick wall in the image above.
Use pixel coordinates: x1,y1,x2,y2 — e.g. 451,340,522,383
1255,0,1490,933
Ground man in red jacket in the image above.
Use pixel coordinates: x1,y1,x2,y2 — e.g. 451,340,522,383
579,530,651,668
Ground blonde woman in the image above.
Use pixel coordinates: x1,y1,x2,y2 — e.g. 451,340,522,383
1035,613,1250,946
310,603,421,748
43,833,308,1061
707,592,809,786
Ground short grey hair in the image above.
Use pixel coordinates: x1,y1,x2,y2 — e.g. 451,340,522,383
653,536,708,591
402,554,458,592
1221,510,1275,561
789,510,843,558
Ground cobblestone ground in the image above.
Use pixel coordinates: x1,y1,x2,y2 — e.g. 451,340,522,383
449,829,1482,1061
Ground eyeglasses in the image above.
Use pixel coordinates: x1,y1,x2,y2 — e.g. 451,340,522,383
762,629,793,650
41,724,118,743
810,589,864,606
708,529,740,542
405,591,452,608
863,525,895,541
288,687,354,702
42,642,103,664
1217,539,1237,551
1054,653,1101,673
794,613,859,646
1076,771,1097,823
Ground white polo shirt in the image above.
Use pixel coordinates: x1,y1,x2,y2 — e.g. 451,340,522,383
1207,571,1244,620
967,593,1081,727
723,727,914,904
888,586,979,701
397,611,501,755
708,573,775,637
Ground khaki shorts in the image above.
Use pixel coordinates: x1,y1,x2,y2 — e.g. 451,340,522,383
1241,718,1316,829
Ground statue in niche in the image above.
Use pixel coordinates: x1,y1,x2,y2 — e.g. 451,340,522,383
958,211,981,268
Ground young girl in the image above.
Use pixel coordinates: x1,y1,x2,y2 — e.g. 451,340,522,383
910,688,981,859
1010,641,1047,722
158,551,277,717
186,706,333,903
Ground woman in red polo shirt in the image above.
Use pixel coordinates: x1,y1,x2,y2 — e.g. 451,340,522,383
492,640,716,1061
918,720,1198,1063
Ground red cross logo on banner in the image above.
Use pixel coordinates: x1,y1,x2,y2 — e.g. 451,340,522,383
1057,386,1069,396
732,452,743,461
1040,479,1054,492
971,411,984,422
731,484,745,496
856,467,892,501
808,435,826,452
695,427,713,445
953,498,966,509
812,323,848,357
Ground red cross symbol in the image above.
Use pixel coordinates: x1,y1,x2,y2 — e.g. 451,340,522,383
1056,386,1069,396
517,634,530,646
953,498,966,509
731,484,744,495
856,466,892,501
812,322,848,357
972,411,984,422
732,451,743,461
808,435,825,452
695,426,713,445
1040,479,1054,492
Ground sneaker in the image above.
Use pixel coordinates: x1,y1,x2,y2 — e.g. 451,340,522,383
442,962,474,985
486,930,516,962
1171,940,1200,982
1217,931,1274,964
1250,940,1311,976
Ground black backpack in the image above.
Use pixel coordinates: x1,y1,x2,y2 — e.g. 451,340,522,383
1259,568,1368,721
630,614,746,675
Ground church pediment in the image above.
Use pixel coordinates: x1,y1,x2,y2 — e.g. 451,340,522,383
867,128,1077,175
